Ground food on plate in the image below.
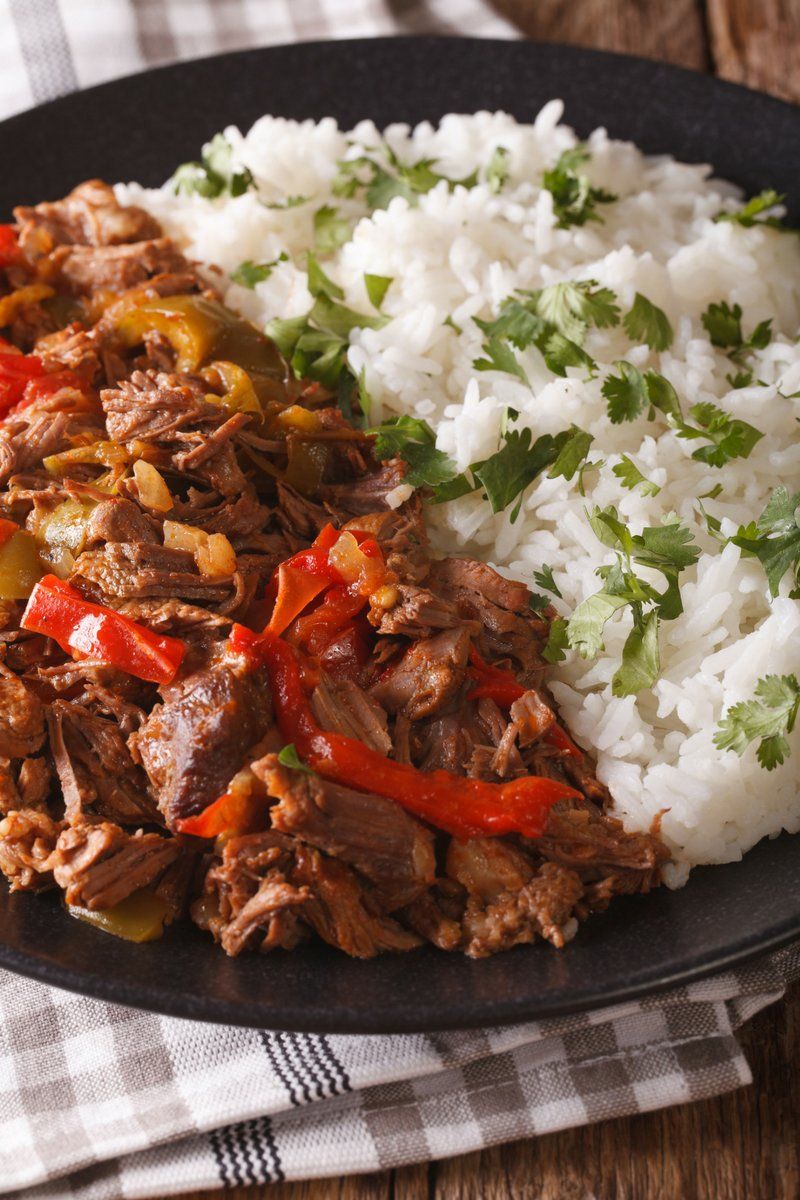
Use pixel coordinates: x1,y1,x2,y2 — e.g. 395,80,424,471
0,104,798,960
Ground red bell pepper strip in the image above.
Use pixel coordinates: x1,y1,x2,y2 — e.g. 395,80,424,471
179,788,264,838
230,625,580,839
0,518,18,548
21,575,185,684
0,353,45,413
0,226,21,269
467,646,582,759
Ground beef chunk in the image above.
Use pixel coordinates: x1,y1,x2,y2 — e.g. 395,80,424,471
84,498,160,546
344,501,430,584
323,460,407,516
290,844,421,958
72,542,233,603
447,837,584,956
0,808,62,891
428,557,550,682
0,399,104,485
101,370,226,445
131,655,273,825
311,675,391,755
47,700,160,826
0,668,46,758
276,482,331,543
14,180,161,257
534,802,668,893
402,890,463,951
53,239,188,296
257,755,435,911
370,626,471,720
368,583,464,638
192,830,311,956
51,822,181,909
111,598,232,640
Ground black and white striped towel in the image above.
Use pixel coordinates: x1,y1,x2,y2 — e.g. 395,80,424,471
1,2,799,1196
1,947,798,1198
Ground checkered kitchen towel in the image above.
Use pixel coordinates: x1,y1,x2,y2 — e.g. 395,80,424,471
0,947,797,1198
1,2,799,1197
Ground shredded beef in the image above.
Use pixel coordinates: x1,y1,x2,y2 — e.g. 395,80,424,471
311,675,391,755
47,700,159,826
72,542,233,602
0,667,46,759
84,498,160,546
0,808,62,891
370,626,471,720
52,239,189,296
51,822,182,909
369,582,464,638
257,755,435,911
14,180,161,257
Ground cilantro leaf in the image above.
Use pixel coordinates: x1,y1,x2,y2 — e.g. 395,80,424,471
541,331,596,378
230,253,288,288
266,291,386,389
612,610,660,697
542,145,617,229
542,616,569,663
368,415,458,489
473,428,563,521
474,337,530,385
676,400,763,467
533,564,562,598
602,361,649,423
171,133,255,198
612,455,661,496
277,744,315,774
264,194,311,210
567,592,630,658
475,302,548,350
364,273,393,309
731,486,800,596
714,674,800,769
714,189,792,231
521,280,620,343
702,301,773,364
487,146,510,194
313,205,351,255
623,293,674,351
548,426,594,482
306,252,344,299
335,144,480,212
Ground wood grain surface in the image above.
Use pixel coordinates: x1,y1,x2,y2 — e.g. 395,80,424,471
181,6,799,1199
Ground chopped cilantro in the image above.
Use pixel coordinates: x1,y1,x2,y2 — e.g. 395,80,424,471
171,134,255,198
714,189,793,231
368,415,458,488
264,194,311,210
675,400,763,468
602,360,649,423
333,144,479,212
623,293,674,351
612,455,661,496
473,428,567,521
486,146,510,194
701,301,773,364
443,314,462,335
533,564,562,598
230,253,288,288
521,280,621,343
277,744,315,773
548,425,594,482
731,485,800,596
542,616,569,663
364,273,393,310
528,592,551,613
306,252,343,299
474,337,530,385
313,205,351,255
542,144,617,229
714,674,800,770
565,506,699,694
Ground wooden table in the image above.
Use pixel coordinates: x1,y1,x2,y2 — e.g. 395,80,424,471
186,4,800,1198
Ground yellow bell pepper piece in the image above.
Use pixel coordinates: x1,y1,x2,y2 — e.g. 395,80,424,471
68,889,170,943
0,531,44,599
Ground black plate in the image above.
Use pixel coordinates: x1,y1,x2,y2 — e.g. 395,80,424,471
0,38,798,1032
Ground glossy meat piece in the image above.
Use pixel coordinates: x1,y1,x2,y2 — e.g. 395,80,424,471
258,755,436,911
0,808,62,891
51,821,181,909
14,180,161,256
0,668,46,759
370,626,471,721
131,655,273,825
53,238,189,296
311,675,392,755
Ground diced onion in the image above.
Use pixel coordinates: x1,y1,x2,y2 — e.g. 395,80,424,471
196,532,236,579
133,460,172,513
163,520,206,553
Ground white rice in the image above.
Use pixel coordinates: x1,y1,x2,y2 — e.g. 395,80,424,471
118,104,800,882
